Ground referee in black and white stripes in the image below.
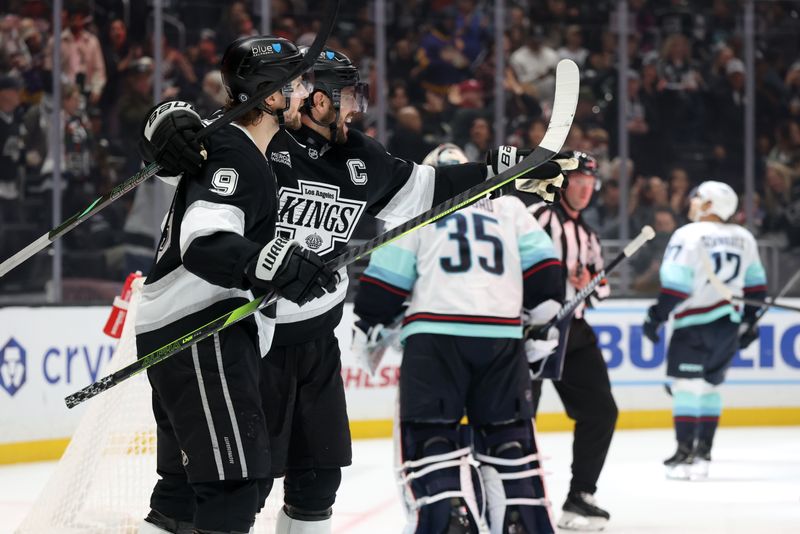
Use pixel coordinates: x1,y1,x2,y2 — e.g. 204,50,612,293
525,150,618,530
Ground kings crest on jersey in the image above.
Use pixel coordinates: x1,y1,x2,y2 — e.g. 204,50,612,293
276,179,367,255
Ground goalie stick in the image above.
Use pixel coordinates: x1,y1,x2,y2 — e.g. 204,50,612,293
528,225,656,337
699,253,800,313
64,59,580,408
0,0,340,279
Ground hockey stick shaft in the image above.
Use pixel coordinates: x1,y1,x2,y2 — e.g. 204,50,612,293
746,270,800,334
699,246,800,315
0,1,340,279
64,60,580,408
533,225,655,335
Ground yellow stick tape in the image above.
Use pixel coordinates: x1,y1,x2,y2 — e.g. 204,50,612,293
2,408,799,465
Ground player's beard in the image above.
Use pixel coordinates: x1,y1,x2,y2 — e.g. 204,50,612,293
284,110,302,130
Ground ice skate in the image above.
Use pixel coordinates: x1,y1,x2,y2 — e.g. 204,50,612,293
689,440,712,480
664,443,695,480
557,491,610,531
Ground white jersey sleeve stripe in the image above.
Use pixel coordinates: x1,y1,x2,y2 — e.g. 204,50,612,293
179,200,246,259
374,163,436,228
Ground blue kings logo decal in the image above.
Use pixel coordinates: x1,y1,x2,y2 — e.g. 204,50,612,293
276,180,366,255
0,338,26,396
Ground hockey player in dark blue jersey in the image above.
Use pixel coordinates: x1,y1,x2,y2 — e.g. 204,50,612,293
135,37,337,534
140,44,567,534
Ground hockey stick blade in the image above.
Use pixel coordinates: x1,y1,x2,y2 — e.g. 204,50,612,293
65,60,580,408
532,225,655,335
0,0,340,280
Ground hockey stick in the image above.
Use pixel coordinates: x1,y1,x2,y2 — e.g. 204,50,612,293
64,60,580,408
699,253,800,313
529,225,656,337
0,1,340,279
742,270,800,339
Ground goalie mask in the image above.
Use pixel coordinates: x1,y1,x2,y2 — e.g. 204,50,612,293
689,181,738,222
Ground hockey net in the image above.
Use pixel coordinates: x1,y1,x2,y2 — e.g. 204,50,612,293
16,278,282,533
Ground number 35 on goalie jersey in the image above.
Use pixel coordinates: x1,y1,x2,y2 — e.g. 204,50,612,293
658,221,766,329
354,196,564,340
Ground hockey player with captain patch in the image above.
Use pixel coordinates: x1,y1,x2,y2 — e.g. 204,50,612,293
352,144,565,534
642,180,767,480
141,40,568,533
135,37,338,534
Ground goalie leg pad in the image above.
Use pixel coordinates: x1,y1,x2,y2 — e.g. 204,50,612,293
398,422,488,533
474,420,555,534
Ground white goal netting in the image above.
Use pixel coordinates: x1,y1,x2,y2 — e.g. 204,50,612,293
16,278,282,533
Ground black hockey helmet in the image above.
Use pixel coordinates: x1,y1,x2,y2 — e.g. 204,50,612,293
221,36,308,116
303,48,369,135
561,149,601,191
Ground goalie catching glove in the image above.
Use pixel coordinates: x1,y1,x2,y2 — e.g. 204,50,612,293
486,145,578,201
351,319,399,375
138,100,206,178
246,237,338,306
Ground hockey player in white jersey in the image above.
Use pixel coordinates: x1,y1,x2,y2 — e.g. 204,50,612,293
643,181,767,480
352,144,565,534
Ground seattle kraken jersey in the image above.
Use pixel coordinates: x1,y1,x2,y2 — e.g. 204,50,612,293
656,221,767,329
267,125,485,345
136,123,277,357
354,196,563,340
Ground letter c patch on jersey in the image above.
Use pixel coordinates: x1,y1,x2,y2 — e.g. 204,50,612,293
347,159,368,185
210,168,239,196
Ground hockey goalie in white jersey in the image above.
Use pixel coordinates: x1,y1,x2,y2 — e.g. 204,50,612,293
642,181,767,480
352,144,566,533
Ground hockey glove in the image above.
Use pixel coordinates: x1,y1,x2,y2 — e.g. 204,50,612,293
523,299,561,375
139,101,206,177
352,319,390,375
486,146,578,202
643,306,663,343
738,321,759,349
246,237,338,306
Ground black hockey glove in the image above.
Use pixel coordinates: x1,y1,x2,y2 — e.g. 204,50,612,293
642,305,663,343
246,237,338,306
738,321,759,349
486,146,578,202
139,101,206,177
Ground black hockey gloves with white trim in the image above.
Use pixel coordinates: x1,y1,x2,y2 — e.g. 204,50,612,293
246,237,338,305
738,321,759,349
139,101,206,178
486,146,578,201
643,306,663,343
523,299,560,378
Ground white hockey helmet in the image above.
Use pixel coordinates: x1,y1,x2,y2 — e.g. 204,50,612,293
422,143,468,167
690,180,738,221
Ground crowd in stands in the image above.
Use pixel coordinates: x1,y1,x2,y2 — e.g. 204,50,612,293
1,0,799,301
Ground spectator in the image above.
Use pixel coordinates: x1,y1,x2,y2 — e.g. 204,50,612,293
761,161,797,246
767,120,800,169
668,166,692,221
18,18,47,105
631,207,678,294
115,57,154,175
629,175,669,230
710,58,746,188
100,18,137,114
525,117,547,149
387,106,435,163
448,78,485,146
419,87,451,146
195,70,227,118
557,25,589,68
0,74,24,202
462,116,491,162
584,178,623,239
509,26,558,101
388,81,410,131
786,62,800,120
45,1,106,105
608,69,661,176
416,12,469,95
453,0,489,64
192,29,219,83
